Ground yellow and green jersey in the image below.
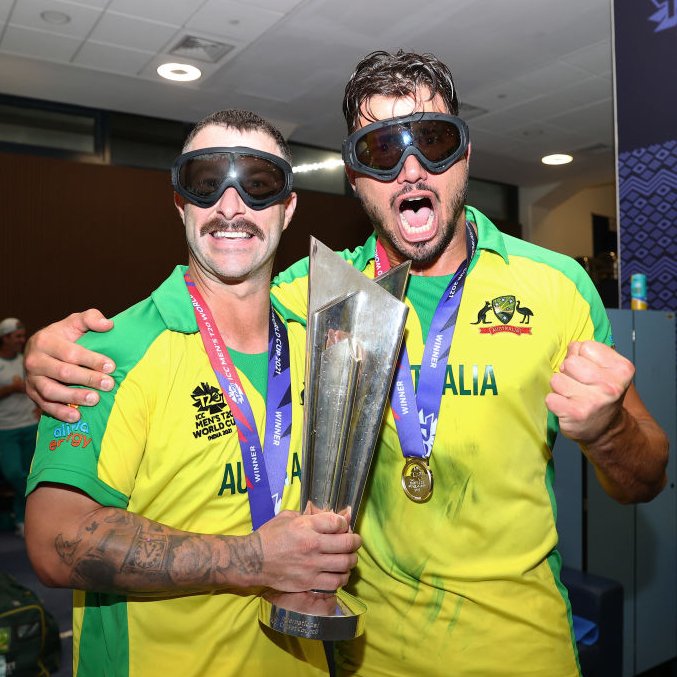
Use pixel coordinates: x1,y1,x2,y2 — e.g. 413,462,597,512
27,265,327,677
272,206,612,677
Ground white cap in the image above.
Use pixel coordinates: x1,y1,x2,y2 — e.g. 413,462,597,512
0,318,23,337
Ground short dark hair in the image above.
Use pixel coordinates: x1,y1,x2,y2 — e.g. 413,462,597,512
183,109,292,164
343,50,460,132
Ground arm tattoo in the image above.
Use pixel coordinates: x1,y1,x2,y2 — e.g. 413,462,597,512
222,533,263,577
55,533,81,566
122,528,175,573
54,508,244,594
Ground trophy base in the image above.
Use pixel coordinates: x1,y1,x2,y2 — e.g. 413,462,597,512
259,588,367,641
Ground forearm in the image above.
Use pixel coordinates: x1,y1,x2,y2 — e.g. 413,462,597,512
35,506,264,595
583,407,668,503
27,484,360,595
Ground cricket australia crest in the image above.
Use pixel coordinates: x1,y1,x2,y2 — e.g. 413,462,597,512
492,295,515,324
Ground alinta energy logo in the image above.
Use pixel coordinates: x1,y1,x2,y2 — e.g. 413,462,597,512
649,0,677,31
191,382,234,441
49,420,93,451
470,295,535,335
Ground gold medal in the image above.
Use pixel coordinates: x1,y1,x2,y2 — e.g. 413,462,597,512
401,458,433,503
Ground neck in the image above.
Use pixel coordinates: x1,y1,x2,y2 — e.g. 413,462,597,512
0,347,17,359
189,266,271,353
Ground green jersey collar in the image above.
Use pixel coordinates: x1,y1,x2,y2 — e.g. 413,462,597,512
151,265,300,333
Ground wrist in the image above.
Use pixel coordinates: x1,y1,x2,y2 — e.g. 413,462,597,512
580,407,629,453
214,533,265,589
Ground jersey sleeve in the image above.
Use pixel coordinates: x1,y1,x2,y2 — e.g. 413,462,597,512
552,259,614,370
27,315,157,508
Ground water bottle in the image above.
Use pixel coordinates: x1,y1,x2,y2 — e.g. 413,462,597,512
630,273,647,310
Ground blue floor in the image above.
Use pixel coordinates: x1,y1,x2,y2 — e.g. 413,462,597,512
0,528,72,676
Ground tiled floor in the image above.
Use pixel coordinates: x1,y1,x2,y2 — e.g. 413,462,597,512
1,528,72,676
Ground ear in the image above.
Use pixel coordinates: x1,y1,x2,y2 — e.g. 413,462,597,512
174,192,186,221
345,165,358,192
281,191,297,232
465,141,472,164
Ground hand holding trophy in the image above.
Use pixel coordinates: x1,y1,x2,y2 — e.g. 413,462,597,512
259,238,409,641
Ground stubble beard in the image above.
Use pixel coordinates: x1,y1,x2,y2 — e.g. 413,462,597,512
357,179,468,267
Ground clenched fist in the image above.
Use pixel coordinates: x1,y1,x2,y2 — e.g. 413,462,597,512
546,341,633,445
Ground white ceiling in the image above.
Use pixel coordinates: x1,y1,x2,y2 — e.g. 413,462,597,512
0,0,617,188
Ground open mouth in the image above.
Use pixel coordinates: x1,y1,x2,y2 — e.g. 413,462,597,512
399,196,434,235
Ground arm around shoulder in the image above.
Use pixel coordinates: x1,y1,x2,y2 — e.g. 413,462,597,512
24,310,116,423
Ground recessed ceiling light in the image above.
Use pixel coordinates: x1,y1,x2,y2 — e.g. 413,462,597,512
157,62,202,82
40,10,71,25
541,153,573,165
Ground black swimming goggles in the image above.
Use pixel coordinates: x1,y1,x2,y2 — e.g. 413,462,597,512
342,113,469,181
171,146,294,210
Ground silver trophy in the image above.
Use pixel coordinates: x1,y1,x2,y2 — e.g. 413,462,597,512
259,237,410,641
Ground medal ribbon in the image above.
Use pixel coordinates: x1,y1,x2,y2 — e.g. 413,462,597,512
185,273,292,529
374,222,477,459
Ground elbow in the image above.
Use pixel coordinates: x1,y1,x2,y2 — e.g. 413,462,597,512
635,467,669,504
32,566,67,589
639,433,671,502
25,531,71,589
610,468,669,505
26,554,70,589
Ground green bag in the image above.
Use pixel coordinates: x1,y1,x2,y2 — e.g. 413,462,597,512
0,572,61,676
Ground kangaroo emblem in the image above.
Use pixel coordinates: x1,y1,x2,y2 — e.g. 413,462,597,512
471,301,492,324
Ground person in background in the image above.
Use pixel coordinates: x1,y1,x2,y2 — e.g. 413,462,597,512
23,109,360,677
21,52,668,676
0,317,39,537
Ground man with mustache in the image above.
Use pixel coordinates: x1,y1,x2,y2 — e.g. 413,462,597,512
25,52,668,676
23,108,360,677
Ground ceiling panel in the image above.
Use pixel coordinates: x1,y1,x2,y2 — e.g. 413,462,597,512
186,0,284,43
66,0,108,7
9,0,102,38
562,40,613,77
548,98,614,139
89,12,180,52
246,0,306,11
1,25,81,61
107,0,205,25
73,41,155,76
0,0,12,24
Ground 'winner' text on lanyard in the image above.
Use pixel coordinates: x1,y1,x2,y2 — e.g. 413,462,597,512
374,222,477,460
185,273,292,530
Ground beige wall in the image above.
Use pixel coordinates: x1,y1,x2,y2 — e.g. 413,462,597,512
520,182,616,257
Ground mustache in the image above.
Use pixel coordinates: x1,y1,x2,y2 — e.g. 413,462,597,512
390,182,440,207
200,217,265,239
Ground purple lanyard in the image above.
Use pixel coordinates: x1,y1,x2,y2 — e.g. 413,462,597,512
185,273,292,529
374,223,477,459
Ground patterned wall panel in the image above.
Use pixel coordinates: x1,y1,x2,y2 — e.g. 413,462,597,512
615,0,676,311
618,140,677,309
